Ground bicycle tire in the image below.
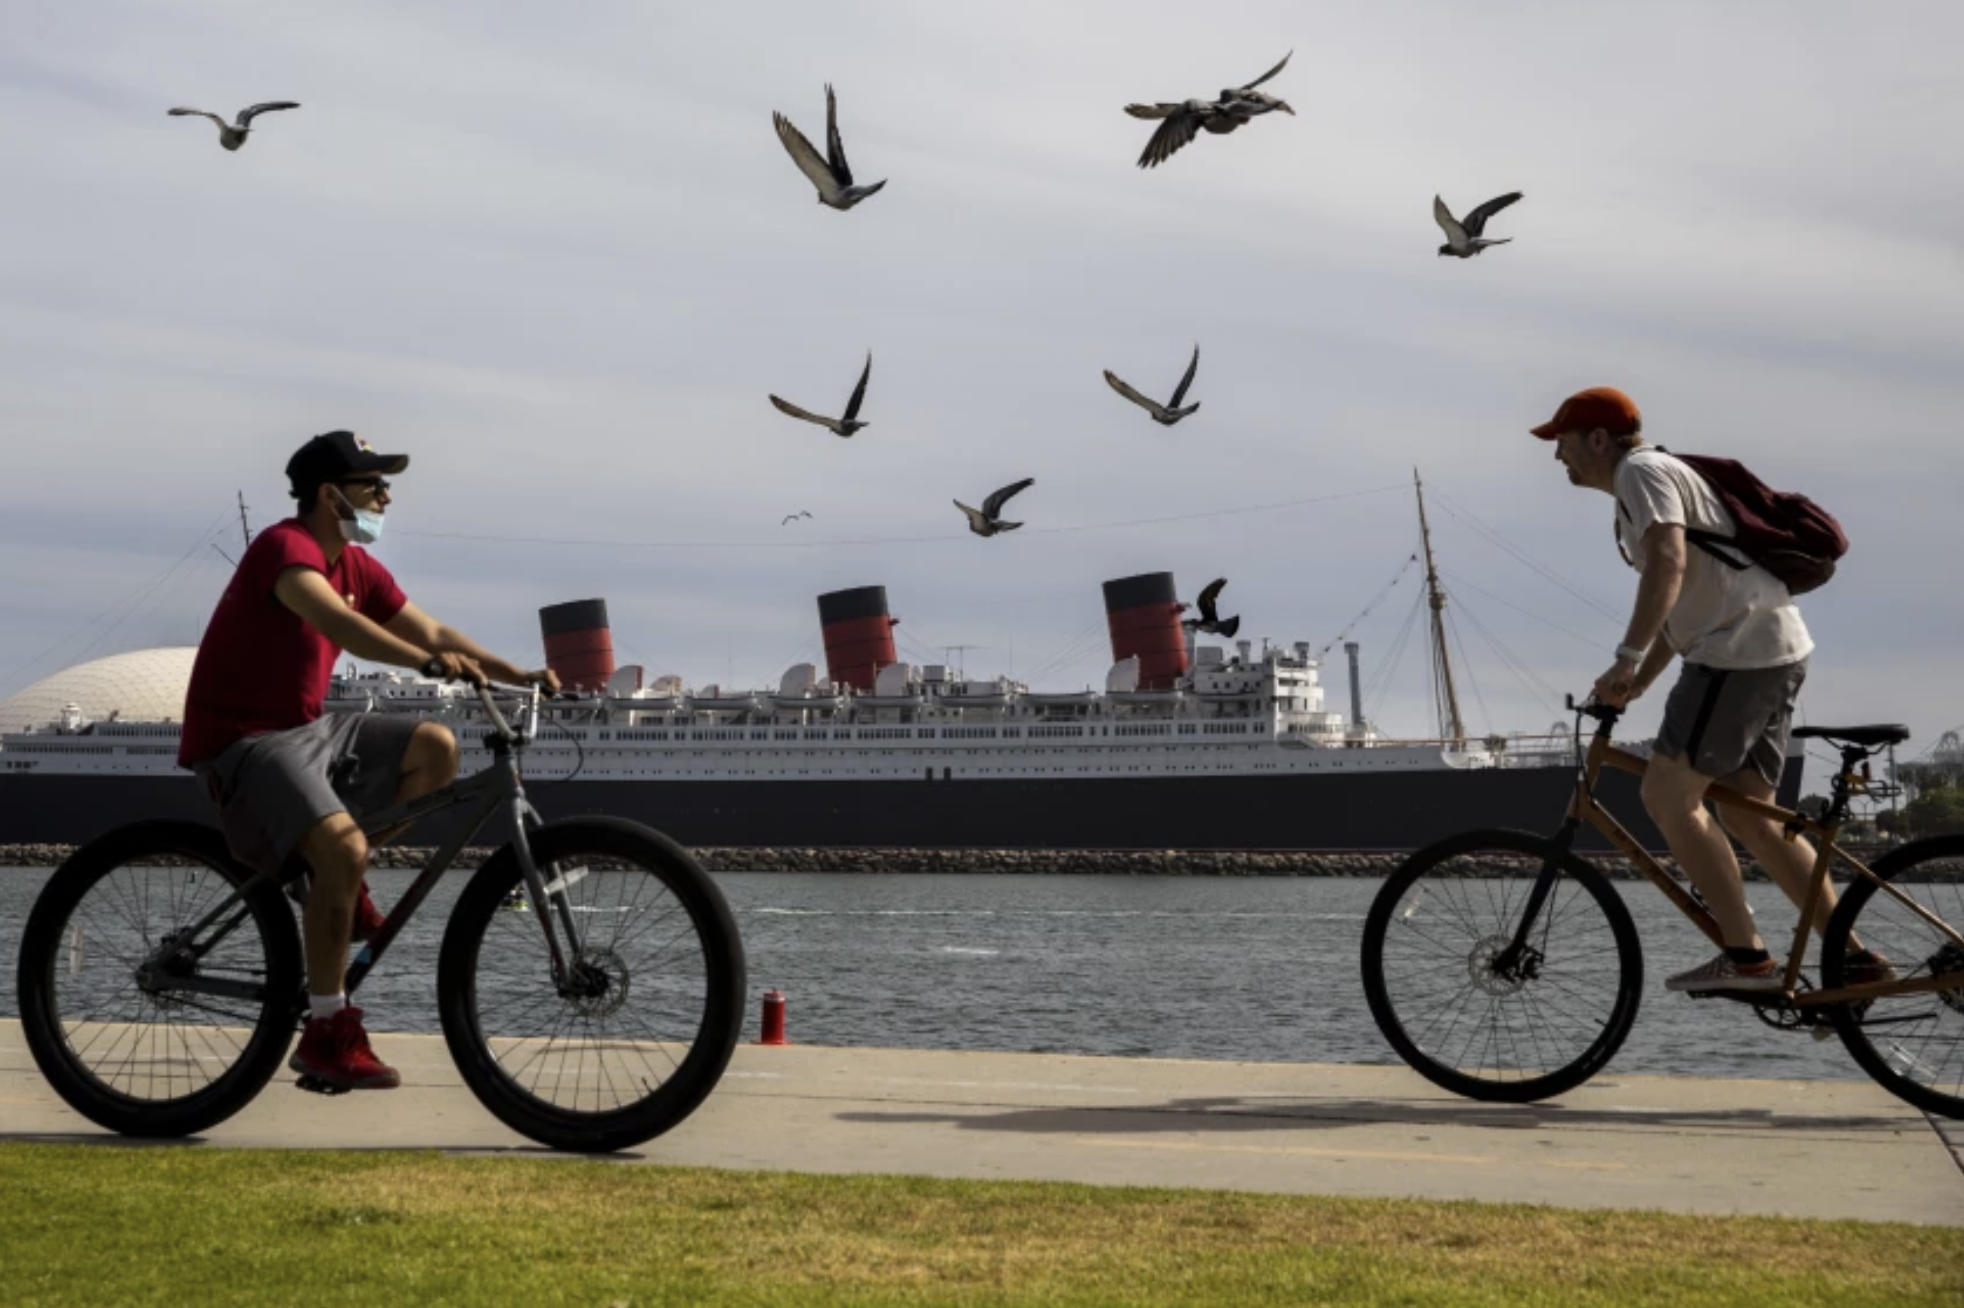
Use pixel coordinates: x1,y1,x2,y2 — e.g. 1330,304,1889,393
1821,833,1964,1119
437,817,746,1153
15,821,301,1137
1362,827,1644,1102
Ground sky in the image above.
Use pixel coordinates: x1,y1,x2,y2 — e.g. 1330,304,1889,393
1,0,1960,763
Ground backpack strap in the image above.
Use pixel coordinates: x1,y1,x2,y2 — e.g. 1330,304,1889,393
1623,449,1755,572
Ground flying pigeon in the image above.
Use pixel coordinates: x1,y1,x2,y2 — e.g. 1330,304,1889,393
1434,192,1522,258
166,101,299,151
781,511,813,525
773,84,887,210
1104,345,1201,426
769,353,873,437
1181,577,1242,639
1124,53,1294,169
955,478,1035,538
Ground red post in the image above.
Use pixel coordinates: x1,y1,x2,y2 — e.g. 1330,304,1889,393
758,989,788,1045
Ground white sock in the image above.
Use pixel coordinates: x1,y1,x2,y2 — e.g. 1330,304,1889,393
309,993,348,1023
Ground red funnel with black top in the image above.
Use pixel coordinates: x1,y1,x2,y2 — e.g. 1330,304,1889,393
817,585,897,692
1103,572,1188,690
539,598,616,692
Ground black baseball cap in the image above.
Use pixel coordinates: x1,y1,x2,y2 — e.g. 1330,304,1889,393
285,430,410,495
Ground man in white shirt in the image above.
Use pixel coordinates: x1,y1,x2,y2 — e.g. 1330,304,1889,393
1533,386,1885,993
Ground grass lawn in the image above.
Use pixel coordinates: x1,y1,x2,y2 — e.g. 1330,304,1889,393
1,1143,1958,1307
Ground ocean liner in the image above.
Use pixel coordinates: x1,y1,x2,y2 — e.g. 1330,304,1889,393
0,528,1800,853
2,481,1808,851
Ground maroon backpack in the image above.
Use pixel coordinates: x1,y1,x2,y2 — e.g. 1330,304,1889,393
1638,450,1848,595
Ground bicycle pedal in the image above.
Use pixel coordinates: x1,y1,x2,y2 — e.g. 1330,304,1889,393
295,1074,352,1097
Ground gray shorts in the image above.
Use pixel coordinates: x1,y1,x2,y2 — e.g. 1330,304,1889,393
1654,658,1806,787
194,714,423,876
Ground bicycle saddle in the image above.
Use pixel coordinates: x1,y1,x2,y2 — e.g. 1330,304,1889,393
1791,724,1910,748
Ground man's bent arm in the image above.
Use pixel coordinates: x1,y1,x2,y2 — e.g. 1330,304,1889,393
385,602,537,685
1623,523,1687,656
274,568,436,670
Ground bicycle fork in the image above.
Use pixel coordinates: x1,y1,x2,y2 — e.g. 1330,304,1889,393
1488,820,1582,982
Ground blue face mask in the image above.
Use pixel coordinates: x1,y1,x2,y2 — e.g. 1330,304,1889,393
331,488,385,545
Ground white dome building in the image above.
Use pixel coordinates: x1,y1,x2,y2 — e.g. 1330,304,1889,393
0,647,198,735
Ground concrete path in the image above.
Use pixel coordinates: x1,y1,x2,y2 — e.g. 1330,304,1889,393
3,1020,1960,1225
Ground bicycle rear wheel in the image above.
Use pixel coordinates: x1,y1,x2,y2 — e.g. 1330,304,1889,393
1362,828,1644,1102
437,817,746,1153
1821,834,1964,1119
15,821,301,1137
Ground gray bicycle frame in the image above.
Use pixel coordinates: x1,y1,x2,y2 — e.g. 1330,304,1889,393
141,684,582,1008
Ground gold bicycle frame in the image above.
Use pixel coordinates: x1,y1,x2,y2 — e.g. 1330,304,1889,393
1571,732,1964,1009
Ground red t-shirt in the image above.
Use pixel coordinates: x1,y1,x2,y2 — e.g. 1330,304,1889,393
178,519,408,766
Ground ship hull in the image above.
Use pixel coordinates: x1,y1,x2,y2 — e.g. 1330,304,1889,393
0,758,1801,854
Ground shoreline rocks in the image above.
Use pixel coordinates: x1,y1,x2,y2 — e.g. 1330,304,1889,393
6,840,1950,879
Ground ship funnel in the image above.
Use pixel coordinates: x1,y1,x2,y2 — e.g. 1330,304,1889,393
539,599,616,692
1344,641,1364,727
1101,572,1189,691
817,585,898,692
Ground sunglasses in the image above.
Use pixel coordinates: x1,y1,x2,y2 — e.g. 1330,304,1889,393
337,477,392,496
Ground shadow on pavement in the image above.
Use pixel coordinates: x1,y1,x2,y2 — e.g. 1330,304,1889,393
834,1094,1915,1138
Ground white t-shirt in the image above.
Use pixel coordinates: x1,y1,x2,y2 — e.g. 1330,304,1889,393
1613,448,1813,670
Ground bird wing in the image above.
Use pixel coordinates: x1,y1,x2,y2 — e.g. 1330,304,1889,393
983,478,1035,518
1239,51,1292,91
1104,370,1165,417
782,514,798,525
1214,614,1241,639
841,352,872,421
1461,191,1523,238
823,83,855,186
954,500,987,530
168,107,225,125
1197,577,1226,622
1432,195,1467,245
1168,344,1200,408
774,112,840,193
1124,102,1182,120
237,101,300,125
1137,106,1204,167
769,395,834,426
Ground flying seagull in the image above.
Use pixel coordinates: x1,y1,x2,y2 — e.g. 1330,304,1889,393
1124,53,1294,169
1434,192,1523,258
1181,578,1242,639
769,353,873,437
955,478,1035,538
773,84,887,210
781,511,813,525
166,101,300,151
1104,345,1201,426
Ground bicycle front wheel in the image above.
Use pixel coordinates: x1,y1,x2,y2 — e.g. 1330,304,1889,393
437,817,746,1153
1362,828,1644,1102
15,821,302,1137
1821,834,1964,1119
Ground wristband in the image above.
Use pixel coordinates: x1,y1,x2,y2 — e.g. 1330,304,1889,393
1614,643,1647,665
421,655,446,680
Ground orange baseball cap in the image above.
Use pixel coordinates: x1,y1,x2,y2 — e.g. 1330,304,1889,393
1530,387,1642,440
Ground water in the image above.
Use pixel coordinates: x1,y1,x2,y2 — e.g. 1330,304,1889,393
0,867,1865,1081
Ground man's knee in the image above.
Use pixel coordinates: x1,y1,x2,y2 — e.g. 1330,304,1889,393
407,723,460,783
299,814,367,882
1641,750,1712,825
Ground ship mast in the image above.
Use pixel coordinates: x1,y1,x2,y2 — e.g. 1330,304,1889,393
1414,469,1465,744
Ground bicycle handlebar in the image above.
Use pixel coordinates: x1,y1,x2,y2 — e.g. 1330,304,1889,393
474,681,546,744
1565,693,1624,729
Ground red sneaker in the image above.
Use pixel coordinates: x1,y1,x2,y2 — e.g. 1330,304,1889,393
351,881,387,943
289,1007,401,1090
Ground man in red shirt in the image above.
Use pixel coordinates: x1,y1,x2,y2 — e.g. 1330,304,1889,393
181,431,559,1090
